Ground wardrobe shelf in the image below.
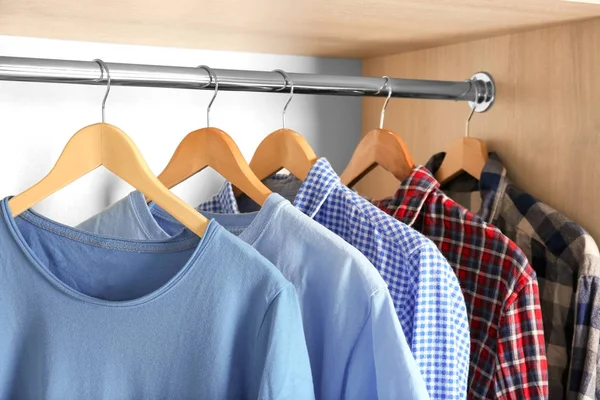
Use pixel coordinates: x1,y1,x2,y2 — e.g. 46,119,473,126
1,0,599,57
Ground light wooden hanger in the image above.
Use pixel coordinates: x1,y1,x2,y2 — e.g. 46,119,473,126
435,79,488,184
156,65,271,205
248,69,317,182
341,76,415,188
8,60,209,237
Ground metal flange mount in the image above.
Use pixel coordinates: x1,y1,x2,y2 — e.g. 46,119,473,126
470,72,495,112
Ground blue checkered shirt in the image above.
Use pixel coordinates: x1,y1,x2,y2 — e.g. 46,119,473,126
198,158,470,400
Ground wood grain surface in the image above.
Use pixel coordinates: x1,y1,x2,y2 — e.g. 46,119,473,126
1,0,599,57
358,17,600,239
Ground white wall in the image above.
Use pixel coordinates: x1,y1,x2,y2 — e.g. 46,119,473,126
0,36,362,225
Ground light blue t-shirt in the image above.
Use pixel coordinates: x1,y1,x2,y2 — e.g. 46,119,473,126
78,192,430,400
0,198,314,400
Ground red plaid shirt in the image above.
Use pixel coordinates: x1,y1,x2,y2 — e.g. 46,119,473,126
372,166,548,400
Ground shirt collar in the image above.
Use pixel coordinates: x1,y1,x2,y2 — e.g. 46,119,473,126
389,166,440,227
197,158,339,217
424,151,510,224
293,158,339,218
197,181,240,213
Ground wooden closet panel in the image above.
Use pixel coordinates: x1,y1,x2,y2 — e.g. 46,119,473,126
1,0,599,57
358,17,600,239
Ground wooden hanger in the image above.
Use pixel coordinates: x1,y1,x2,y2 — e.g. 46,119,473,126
341,129,415,188
248,70,317,182
156,65,271,206
341,76,415,188
250,129,317,181
435,99,488,184
8,60,209,236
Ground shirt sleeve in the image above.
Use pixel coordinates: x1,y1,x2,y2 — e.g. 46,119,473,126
409,246,470,400
344,288,430,400
253,284,315,400
569,273,600,398
496,277,548,399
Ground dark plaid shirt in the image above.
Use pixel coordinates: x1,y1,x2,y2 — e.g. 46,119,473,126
425,152,600,400
372,165,548,400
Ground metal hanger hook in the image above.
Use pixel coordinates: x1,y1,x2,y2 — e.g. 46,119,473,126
465,79,479,138
272,69,294,129
378,76,392,129
93,59,111,123
198,65,219,127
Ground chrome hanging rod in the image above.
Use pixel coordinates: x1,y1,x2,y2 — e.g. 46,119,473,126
0,56,495,110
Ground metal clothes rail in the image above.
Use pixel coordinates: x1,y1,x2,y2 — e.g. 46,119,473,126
0,56,496,111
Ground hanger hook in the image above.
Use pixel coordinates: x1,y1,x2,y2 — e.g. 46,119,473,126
272,69,294,129
465,79,479,138
93,59,111,123
198,65,219,127
378,76,392,129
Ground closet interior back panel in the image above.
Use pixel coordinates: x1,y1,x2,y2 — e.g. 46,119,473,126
358,17,600,239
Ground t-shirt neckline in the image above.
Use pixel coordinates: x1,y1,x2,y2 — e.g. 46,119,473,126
141,191,289,246
1,197,218,308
